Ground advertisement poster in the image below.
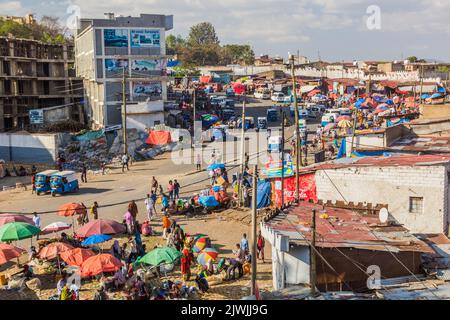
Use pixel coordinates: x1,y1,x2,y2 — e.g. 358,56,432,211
131,59,166,76
131,29,160,48
132,82,162,99
272,173,318,207
105,59,129,77
104,29,128,47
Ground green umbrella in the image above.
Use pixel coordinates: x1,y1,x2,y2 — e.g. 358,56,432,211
0,222,41,242
139,247,182,266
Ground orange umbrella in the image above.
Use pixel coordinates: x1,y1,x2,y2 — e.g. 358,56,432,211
0,243,25,265
38,242,74,260
60,248,95,267
80,253,123,277
57,203,87,217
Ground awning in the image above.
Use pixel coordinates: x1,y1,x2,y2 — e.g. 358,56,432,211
300,85,317,93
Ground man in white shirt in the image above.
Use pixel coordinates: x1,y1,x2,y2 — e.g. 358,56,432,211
144,193,154,221
32,212,41,239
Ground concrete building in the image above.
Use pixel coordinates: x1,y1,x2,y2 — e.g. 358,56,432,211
75,13,173,130
0,36,84,131
308,155,450,234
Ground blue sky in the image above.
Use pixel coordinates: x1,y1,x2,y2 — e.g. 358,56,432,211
2,0,450,62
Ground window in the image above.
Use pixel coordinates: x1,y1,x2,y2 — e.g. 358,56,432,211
409,197,423,214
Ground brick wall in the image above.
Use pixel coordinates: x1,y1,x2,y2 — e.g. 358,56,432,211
315,165,448,233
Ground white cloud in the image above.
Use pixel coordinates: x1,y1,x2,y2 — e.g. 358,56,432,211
0,1,23,14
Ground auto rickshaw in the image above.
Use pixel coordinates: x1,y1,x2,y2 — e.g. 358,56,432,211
50,171,79,197
35,170,59,195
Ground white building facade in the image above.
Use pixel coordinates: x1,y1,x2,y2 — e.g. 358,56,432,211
75,13,173,130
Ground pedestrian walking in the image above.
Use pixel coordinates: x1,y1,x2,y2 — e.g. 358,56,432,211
121,154,129,172
150,191,157,214
151,176,158,193
195,153,202,171
32,212,40,240
257,230,265,263
90,201,99,220
162,214,171,240
124,210,134,235
145,194,154,221
167,180,174,200
173,180,180,199
128,200,138,220
31,174,36,194
81,163,87,183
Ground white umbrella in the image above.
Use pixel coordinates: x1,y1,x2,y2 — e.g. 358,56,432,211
41,222,72,235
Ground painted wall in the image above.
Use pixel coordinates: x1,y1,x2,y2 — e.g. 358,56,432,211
315,165,449,234
0,133,60,163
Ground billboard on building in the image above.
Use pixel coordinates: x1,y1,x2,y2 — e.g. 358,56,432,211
130,30,160,48
104,29,128,47
132,82,162,99
131,59,166,76
105,59,129,77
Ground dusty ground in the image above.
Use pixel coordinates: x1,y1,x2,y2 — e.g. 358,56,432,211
0,211,273,300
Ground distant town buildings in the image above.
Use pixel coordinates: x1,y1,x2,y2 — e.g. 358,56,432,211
75,13,173,130
2,14,36,25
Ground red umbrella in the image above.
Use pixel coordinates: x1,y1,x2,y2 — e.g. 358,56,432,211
0,214,33,226
75,219,126,238
57,203,86,217
0,243,25,265
80,253,122,277
60,248,95,267
38,242,74,260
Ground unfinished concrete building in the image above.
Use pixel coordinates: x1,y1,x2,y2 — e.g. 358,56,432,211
0,36,84,131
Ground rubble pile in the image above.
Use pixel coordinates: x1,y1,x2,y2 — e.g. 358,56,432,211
109,129,145,156
59,133,111,171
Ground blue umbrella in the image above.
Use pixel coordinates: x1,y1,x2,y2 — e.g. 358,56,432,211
82,234,112,245
207,163,225,171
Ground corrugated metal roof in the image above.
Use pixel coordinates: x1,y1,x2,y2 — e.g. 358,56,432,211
263,202,434,253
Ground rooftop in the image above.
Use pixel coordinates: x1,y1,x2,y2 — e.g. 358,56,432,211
389,135,450,154
263,202,433,253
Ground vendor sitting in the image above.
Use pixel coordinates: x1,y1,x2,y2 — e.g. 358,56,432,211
167,200,178,215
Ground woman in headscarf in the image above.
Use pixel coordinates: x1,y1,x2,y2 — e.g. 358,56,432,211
180,247,192,281
111,240,121,260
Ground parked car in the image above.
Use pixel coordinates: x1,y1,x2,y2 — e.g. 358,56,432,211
271,92,285,103
254,89,271,100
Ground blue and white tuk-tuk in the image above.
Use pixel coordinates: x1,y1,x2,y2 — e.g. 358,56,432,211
50,171,79,197
35,170,59,195
268,136,282,153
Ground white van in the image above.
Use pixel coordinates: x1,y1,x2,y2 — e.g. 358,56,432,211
254,88,271,100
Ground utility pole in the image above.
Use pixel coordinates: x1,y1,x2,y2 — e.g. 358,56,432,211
251,164,258,296
310,208,317,296
238,95,246,207
419,64,424,104
290,54,301,204
192,87,196,125
122,66,128,155
191,88,196,148
350,64,360,155
281,111,285,208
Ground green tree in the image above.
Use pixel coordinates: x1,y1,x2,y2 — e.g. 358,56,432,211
220,44,255,65
188,22,219,46
0,19,32,38
166,34,185,55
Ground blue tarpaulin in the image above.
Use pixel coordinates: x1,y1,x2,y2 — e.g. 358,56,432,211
198,196,219,208
431,93,443,99
387,118,411,127
254,180,272,209
73,129,105,142
167,60,179,67
421,94,431,100
337,138,346,159
437,86,446,93
352,151,393,158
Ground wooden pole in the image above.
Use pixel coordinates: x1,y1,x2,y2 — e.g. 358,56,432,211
281,111,285,208
290,55,301,203
122,67,128,155
310,208,317,296
238,96,246,207
251,165,258,295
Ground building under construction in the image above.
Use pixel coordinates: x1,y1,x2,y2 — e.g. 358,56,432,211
0,36,84,131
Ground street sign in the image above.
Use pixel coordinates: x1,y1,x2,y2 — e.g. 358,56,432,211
29,109,44,124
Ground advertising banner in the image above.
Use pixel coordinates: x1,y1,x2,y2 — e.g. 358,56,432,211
104,29,128,48
131,29,160,48
272,173,318,207
132,82,162,99
131,59,166,76
105,59,129,77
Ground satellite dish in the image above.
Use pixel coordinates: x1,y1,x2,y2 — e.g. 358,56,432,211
379,208,389,224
